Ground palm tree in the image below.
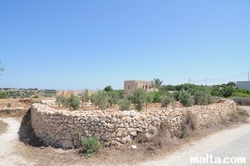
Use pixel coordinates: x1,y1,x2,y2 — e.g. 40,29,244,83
151,78,163,90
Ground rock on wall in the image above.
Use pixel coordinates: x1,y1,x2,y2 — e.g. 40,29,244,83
31,100,236,149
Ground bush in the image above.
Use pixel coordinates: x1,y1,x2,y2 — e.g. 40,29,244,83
119,97,131,111
7,103,11,108
179,90,193,107
231,89,250,98
90,91,109,110
130,88,147,111
68,94,81,110
160,93,174,109
145,92,154,110
0,91,8,99
33,95,39,98
108,91,119,107
82,137,102,157
193,90,213,105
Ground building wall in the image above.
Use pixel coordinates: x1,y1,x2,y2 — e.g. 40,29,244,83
124,80,154,96
237,81,250,91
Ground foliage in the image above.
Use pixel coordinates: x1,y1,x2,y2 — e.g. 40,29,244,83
145,92,154,110
108,91,119,107
119,97,131,111
7,103,11,108
179,90,193,107
151,78,163,89
82,137,102,157
104,85,113,92
152,91,162,102
210,84,236,98
227,81,236,87
0,91,8,99
193,90,213,105
90,91,109,110
160,93,174,109
231,89,250,98
160,84,176,91
33,95,39,98
114,89,124,99
130,88,147,111
81,89,89,108
68,94,81,110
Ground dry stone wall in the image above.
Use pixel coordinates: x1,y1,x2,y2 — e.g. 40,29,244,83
31,100,236,149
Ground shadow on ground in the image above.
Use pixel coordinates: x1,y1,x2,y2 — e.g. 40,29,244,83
18,108,45,147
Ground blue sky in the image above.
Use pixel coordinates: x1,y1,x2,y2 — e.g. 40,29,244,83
0,0,249,90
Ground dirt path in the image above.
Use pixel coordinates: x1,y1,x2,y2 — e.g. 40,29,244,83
138,107,250,166
0,117,29,166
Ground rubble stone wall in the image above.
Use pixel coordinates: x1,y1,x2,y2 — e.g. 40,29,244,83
31,100,236,148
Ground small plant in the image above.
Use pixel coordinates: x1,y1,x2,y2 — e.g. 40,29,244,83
68,94,81,110
119,97,131,111
179,90,193,107
33,95,39,98
160,93,174,109
82,137,102,157
7,103,11,108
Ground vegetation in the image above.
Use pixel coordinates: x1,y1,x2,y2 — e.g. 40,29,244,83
179,90,193,107
151,78,163,89
0,91,8,99
7,103,11,108
145,92,154,110
119,96,131,111
130,88,147,111
82,137,102,157
193,90,213,105
90,91,109,110
68,94,81,110
160,93,174,109
81,89,89,108
103,85,113,92
107,91,119,107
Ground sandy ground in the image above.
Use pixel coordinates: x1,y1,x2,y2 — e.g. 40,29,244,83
0,117,29,166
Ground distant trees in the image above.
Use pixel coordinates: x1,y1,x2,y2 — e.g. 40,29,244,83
151,78,163,89
0,91,8,99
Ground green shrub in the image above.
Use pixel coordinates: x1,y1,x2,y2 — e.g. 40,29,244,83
179,90,193,107
160,93,174,109
90,91,109,110
119,97,131,111
0,91,8,99
68,94,81,110
145,92,154,110
82,137,102,157
7,103,11,108
108,91,119,107
231,89,250,98
130,88,147,111
33,95,39,98
193,90,213,105
152,91,162,102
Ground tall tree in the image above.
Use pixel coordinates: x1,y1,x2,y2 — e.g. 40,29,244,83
151,78,163,89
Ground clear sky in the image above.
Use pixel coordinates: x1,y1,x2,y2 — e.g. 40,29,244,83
0,0,249,90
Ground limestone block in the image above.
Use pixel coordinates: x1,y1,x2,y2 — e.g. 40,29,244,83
62,140,74,149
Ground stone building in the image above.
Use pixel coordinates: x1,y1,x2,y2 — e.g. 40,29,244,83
124,80,155,96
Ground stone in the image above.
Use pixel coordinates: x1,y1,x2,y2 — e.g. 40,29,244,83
68,118,74,124
73,139,81,146
54,134,61,141
121,135,131,144
62,140,74,149
65,132,72,140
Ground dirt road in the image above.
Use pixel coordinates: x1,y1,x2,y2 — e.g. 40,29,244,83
138,107,250,166
0,117,29,166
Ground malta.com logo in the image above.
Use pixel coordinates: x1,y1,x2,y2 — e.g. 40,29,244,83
190,154,246,164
